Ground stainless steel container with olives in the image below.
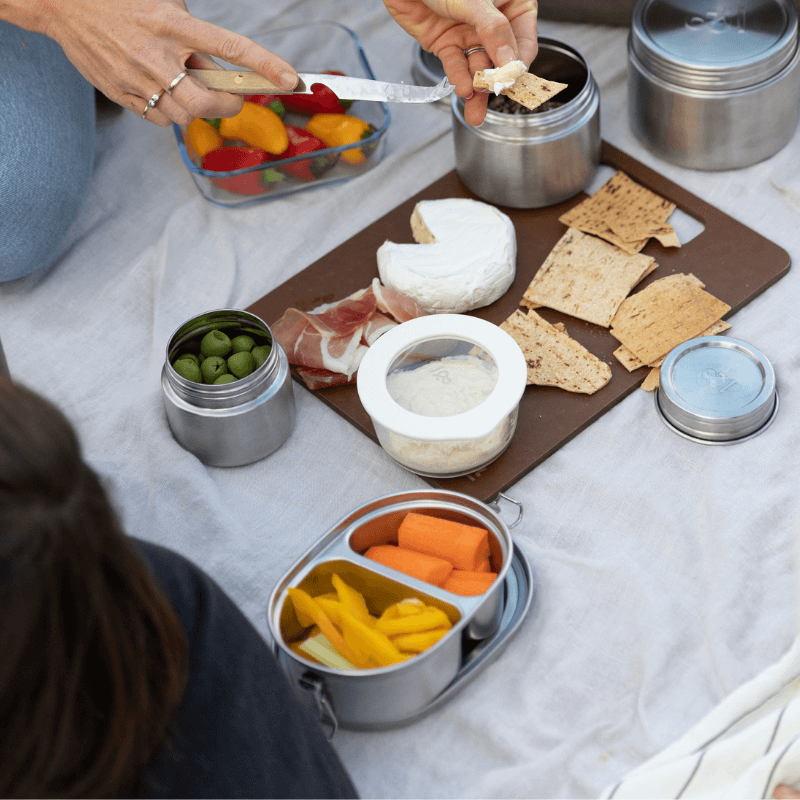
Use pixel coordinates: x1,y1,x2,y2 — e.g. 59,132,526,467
161,309,295,467
451,36,601,209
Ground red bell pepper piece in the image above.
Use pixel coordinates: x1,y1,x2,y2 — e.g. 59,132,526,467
244,94,286,117
201,146,284,195
279,70,352,114
271,125,338,181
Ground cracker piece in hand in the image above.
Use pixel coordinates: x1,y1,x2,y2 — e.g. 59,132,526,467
559,171,679,253
473,65,567,111
610,273,730,366
522,228,657,327
500,309,611,394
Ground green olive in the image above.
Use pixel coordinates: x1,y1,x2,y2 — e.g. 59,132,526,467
228,351,256,379
200,330,232,358
201,355,227,383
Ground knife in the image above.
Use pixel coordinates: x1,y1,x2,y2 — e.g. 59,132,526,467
187,69,453,104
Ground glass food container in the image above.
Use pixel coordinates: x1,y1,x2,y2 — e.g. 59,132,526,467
173,21,391,208
356,315,527,478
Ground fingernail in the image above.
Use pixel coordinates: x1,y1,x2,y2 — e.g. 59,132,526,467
496,46,516,66
279,71,298,90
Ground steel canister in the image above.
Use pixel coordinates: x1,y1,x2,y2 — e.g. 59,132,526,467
161,309,295,467
655,336,778,443
267,490,528,730
628,0,800,170
451,36,600,209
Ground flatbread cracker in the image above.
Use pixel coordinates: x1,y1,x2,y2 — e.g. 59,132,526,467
610,273,730,366
500,309,611,394
522,228,656,327
614,318,732,372
641,367,661,392
559,171,679,253
473,69,567,111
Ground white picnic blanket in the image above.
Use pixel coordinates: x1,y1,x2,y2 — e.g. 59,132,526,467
3,1,800,797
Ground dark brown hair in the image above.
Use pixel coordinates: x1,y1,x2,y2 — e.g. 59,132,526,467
0,379,188,798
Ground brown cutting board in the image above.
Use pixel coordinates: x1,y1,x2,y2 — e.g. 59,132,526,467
247,142,790,503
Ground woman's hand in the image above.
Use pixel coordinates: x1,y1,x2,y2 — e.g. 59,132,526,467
774,785,800,799
383,0,538,125
7,0,299,126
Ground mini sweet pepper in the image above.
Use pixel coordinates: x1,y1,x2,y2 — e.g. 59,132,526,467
270,125,338,181
187,117,223,159
279,71,353,115
201,146,284,195
218,101,289,155
305,113,374,165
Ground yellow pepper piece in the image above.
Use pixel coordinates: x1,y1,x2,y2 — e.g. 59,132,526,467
339,608,406,667
218,101,289,155
287,588,365,667
379,597,426,622
305,113,373,164
315,596,344,627
375,607,452,637
187,118,223,159
391,628,450,654
331,574,373,625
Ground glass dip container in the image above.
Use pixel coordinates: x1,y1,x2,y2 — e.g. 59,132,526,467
356,315,527,477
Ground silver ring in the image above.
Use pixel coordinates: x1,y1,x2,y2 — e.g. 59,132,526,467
166,70,188,94
463,46,486,57
142,90,164,119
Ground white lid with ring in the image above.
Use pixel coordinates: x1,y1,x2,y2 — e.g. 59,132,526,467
357,315,527,441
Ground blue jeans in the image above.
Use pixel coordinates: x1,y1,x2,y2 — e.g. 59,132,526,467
0,22,95,282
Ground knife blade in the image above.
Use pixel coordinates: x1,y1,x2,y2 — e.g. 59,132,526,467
186,69,453,104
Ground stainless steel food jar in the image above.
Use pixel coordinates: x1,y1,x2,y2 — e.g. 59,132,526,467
628,0,800,170
267,490,523,730
451,36,601,209
161,309,295,467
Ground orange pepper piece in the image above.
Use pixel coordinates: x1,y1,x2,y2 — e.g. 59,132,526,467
187,118,223,159
218,101,289,155
305,113,373,164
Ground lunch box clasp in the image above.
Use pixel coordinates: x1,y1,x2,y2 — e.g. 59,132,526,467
488,492,523,529
298,672,338,739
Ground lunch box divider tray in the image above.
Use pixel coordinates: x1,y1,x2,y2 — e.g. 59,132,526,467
247,142,790,503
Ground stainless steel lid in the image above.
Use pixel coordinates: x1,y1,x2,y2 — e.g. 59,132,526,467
630,0,799,89
655,336,778,443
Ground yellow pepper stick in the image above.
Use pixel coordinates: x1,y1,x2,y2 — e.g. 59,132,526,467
305,113,373,164
287,588,365,667
379,598,426,623
391,628,450,654
331,574,373,625
186,118,223,159
375,607,452,637
218,101,289,155
339,608,406,668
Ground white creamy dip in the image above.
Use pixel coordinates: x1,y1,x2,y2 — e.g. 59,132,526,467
481,60,527,94
387,355,498,417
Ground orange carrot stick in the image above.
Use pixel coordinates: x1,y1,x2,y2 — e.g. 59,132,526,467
398,512,491,572
364,545,453,587
442,570,498,596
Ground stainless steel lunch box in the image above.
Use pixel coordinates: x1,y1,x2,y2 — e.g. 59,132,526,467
628,0,800,170
655,336,779,443
266,490,533,732
161,309,295,467
451,36,601,209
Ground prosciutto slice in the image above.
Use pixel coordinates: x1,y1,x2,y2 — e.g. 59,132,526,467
271,280,428,389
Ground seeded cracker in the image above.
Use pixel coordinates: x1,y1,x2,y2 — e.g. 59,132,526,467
559,171,680,254
500,309,611,394
473,70,567,111
610,273,730,366
521,228,657,327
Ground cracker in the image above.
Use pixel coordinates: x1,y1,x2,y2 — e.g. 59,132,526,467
559,171,679,252
610,273,730,366
500,309,611,394
614,318,732,372
522,228,656,327
641,367,661,392
473,70,567,111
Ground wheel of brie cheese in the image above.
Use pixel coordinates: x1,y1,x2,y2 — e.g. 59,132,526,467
376,198,517,314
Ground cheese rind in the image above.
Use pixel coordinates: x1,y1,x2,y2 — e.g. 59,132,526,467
377,199,517,314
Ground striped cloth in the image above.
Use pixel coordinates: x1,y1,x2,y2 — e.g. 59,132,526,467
602,634,800,799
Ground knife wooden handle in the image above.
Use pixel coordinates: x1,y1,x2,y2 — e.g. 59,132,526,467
187,69,284,94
